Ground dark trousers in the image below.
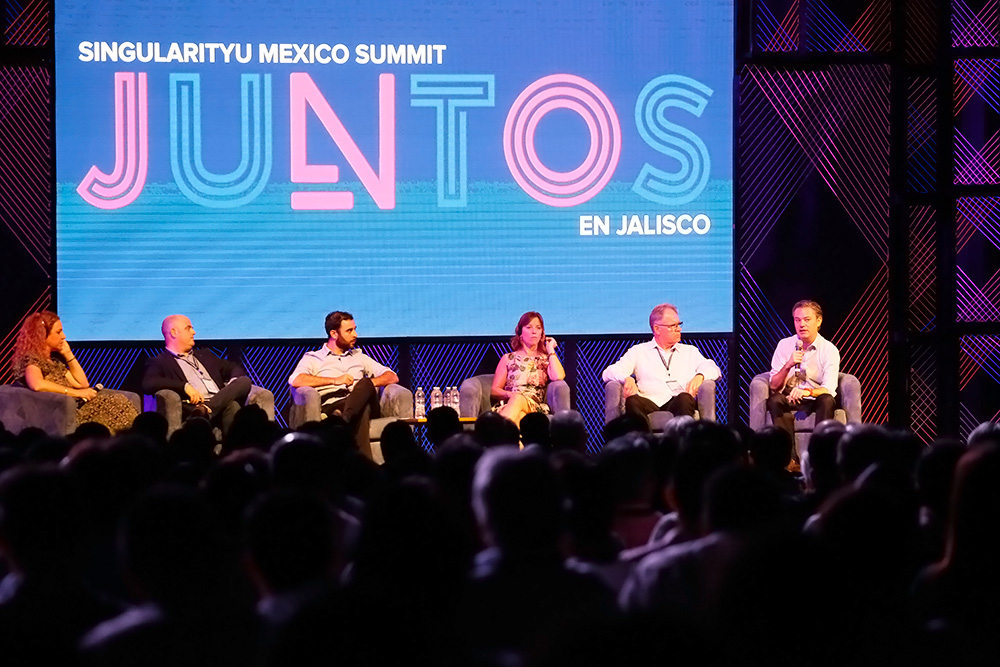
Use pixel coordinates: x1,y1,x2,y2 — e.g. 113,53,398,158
625,392,697,428
183,375,252,434
767,392,836,441
322,377,381,460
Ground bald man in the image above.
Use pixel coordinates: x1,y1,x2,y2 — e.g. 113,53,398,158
142,315,252,433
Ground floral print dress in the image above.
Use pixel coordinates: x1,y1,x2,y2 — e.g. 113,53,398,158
495,352,551,414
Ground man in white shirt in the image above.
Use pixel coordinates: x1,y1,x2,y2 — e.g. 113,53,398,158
602,303,721,427
767,300,840,438
288,311,399,458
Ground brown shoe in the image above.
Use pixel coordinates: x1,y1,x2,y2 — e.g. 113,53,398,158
189,404,213,420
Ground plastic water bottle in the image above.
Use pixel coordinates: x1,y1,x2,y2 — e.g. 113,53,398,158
430,386,443,410
450,386,461,416
414,387,425,419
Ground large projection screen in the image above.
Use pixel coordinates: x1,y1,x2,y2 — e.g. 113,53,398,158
55,0,734,340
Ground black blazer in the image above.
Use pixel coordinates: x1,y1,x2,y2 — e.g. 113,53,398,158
142,349,247,397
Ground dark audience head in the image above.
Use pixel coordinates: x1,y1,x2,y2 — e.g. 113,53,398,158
474,411,520,448
550,409,588,453
915,438,966,514
70,422,112,445
602,413,648,443
552,450,616,560
967,421,1000,449
224,403,279,452
129,411,169,448
944,443,1000,571
802,420,845,496
351,476,465,592
62,434,165,537
702,464,783,534
749,426,793,471
597,433,656,508
432,434,485,552
270,432,335,496
11,427,48,454
812,483,914,590
380,419,430,477
166,418,217,468
121,486,227,606
472,447,563,553
0,447,22,476
670,421,743,529
244,489,336,593
23,434,72,464
836,423,890,483
520,412,550,448
0,465,84,574
426,405,462,447
202,449,271,534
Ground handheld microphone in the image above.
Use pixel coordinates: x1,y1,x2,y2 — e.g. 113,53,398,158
793,340,803,380
94,383,104,391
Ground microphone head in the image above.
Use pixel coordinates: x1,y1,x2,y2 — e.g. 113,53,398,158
94,383,104,391
795,339,803,351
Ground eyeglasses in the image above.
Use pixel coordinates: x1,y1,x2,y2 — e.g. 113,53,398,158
655,322,683,331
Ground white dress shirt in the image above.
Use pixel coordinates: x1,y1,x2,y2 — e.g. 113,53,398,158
602,340,722,407
287,346,391,400
769,333,840,397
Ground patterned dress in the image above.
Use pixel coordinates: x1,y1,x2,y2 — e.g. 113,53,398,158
15,353,138,433
495,352,551,414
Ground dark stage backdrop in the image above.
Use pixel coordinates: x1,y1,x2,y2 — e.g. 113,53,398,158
3,0,1000,446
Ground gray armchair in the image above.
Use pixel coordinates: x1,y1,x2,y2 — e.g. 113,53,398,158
287,384,414,463
749,372,862,457
144,385,275,437
0,384,142,436
604,379,716,430
458,374,571,418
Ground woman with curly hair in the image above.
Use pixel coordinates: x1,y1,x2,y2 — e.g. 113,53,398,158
10,310,138,433
490,311,565,427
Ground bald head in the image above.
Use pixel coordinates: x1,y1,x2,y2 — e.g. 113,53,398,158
162,315,196,354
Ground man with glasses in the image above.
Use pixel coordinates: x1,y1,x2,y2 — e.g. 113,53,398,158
142,314,252,432
602,303,720,426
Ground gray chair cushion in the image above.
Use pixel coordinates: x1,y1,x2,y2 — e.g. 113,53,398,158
603,379,716,427
0,385,141,436
748,371,862,456
459,374,571,418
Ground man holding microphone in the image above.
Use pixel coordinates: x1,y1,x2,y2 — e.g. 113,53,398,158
767,300,840,439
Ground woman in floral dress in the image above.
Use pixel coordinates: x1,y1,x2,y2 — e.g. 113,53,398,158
491,311,565,427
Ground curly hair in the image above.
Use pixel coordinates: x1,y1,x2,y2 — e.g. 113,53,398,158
10,310,59,373
509,311,546,354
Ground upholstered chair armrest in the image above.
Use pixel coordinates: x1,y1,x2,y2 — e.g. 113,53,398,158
0,386,78,436
604,380,624,424
381,384,414,419
748,373,771,431
460,377,486,418
546,380,571,413
696,379,717,422
154,389,184,435
837,373,862,424
247,385,275,420
289,385,323,427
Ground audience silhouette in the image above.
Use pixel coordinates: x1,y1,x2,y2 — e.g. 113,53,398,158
0,398,998,666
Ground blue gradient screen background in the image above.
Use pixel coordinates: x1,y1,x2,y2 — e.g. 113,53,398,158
55,0,734,340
